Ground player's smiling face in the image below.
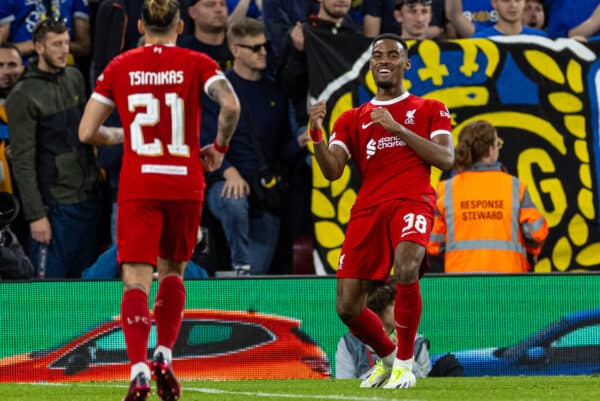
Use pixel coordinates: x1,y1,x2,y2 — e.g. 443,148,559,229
370,39,410,89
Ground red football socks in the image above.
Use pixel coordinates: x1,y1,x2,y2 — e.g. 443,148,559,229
121,288,151,365
395,281,422,360
154,275,186,349
347,307,396,358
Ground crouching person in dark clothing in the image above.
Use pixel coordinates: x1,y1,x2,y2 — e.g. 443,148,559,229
0,192,34,280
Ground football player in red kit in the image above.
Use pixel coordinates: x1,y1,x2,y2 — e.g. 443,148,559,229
309,33,454,389
78,0,240,400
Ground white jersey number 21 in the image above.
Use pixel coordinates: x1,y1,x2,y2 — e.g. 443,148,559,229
127,92,189,157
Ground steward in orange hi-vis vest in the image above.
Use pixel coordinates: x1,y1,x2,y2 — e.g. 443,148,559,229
427,120,548,273
427,163,549,273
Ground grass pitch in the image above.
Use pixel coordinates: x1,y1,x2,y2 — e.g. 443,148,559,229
2,376,600,401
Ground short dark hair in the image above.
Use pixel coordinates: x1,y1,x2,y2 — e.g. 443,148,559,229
395,0,433,9
372,33,408,53
367,284,396,315
32,18,68,44
0,42,21,56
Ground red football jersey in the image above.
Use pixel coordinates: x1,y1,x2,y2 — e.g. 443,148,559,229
329,92,452,213
92,44,225,201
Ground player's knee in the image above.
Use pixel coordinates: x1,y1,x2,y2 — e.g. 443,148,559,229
221,196,248,216
391,262,419,283
394,248,423,282
336,309,355,323
336,300,360,323
122,281,150,294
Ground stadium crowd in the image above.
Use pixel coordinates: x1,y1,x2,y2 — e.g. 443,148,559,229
0,0,598,279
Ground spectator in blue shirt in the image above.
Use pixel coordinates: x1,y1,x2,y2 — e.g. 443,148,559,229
568,3,600,41
471,0,548,38
445,0,497,38
544,0,598,38
227,0,262,24
0,0,90,62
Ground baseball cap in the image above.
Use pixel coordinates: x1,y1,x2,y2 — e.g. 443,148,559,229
394,0,433,9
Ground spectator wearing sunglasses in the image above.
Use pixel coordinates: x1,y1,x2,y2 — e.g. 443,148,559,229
204,18,300,275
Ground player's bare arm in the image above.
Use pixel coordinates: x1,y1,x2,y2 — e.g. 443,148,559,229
79,98,124,145
309,100,348,180
201,79,240,172
370,106,454,170
207,78,241,147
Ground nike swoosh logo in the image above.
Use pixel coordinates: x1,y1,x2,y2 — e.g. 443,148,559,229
401,230,417,238
361,121,374,129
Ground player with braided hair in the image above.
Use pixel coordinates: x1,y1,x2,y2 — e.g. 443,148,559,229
79,0,240,399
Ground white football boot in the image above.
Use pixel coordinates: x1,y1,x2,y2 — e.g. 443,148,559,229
382,366,417,389
359,360,392,388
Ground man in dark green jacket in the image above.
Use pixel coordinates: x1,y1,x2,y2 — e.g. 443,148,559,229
6,18,102,278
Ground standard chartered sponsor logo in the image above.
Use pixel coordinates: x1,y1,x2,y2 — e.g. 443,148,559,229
366,136,406,159
377,136,406,149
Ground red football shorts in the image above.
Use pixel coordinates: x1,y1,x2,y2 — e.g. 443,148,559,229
117,199,203,266
336,199,433,281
